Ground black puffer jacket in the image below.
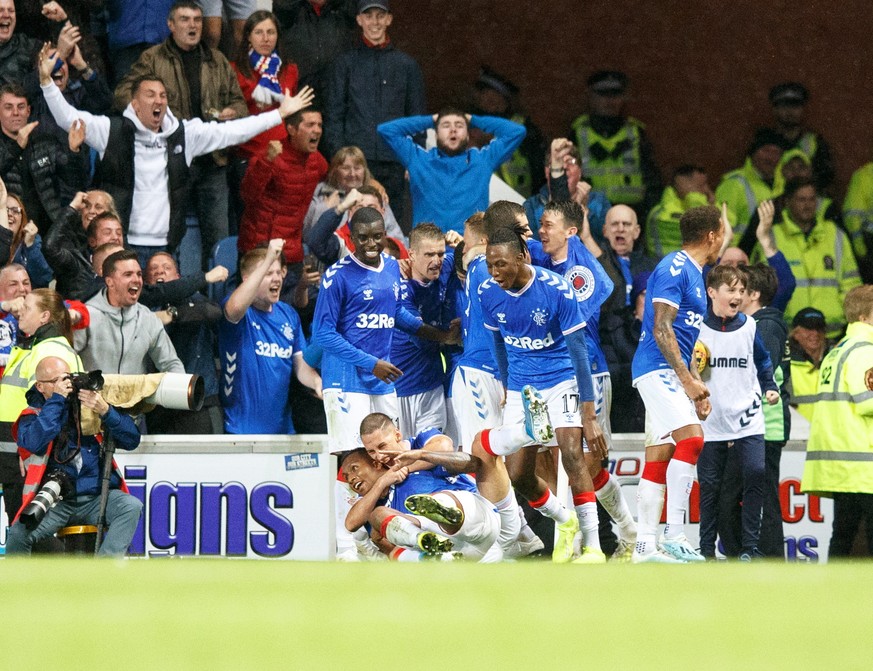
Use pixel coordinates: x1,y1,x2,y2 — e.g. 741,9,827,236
0,133,86,233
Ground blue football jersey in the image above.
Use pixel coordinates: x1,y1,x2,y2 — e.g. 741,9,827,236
528,237,613,375
478,265,585,391
219,300,306,434
457,254,500,376
387,428,477,512
632,250,706,381
314,253,414,395
442,265,465,394
391,252,454,397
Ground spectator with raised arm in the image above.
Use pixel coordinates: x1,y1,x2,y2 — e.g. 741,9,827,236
39,42,315,265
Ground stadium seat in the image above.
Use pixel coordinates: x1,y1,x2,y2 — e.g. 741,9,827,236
209,235,239,303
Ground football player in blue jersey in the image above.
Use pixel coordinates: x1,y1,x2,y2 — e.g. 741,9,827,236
451,213,504,451
315,208,459,453
630,205,728,563
344,403,552,562
392,223,457,437
478,225,609,563
529,200,638,560
219,238,322,434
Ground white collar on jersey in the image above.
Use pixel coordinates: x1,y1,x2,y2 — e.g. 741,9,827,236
348,252,385,272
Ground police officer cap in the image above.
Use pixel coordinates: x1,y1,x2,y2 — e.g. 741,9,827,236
587,70,628,96
769,82,808,106
475,66,519,99
792,307,826,331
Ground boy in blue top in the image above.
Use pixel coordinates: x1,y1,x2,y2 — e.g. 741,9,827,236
478,226,608,563
529,200,638,559
377,108,526,233
219,239,322,434
631,205,728,563
696,264,779,560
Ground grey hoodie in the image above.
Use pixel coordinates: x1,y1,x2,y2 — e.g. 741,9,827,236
75,289,184,375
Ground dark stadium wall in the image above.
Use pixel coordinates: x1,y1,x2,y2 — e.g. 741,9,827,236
389,0,873,197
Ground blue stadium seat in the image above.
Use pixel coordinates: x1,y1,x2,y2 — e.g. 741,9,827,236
209,235,239,303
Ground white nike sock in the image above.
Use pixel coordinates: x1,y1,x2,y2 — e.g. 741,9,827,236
595,473,638,541
575,501,602,551
391,548,422,562
494,490,523,552
664,459,695,540
635,479,666,555
383,515,422,549
481,425,534,457
531,490,572,524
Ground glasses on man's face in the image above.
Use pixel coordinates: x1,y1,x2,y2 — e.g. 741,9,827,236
6,207,21,215
36,376,65,385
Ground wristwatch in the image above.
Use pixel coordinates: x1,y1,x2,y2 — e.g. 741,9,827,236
166,306,179,322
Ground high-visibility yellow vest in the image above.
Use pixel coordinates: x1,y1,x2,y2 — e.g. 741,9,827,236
715,158,777,245
802,321,873,496
645,187,709,257
0,336,84,424
790,356,821,422
570,115,645,206
498,114,535,198
842,161,873,262
752,212,862,338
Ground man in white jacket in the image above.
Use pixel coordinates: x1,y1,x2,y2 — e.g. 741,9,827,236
37,44,314,267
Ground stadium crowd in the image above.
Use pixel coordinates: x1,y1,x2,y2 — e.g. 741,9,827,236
0,0,870,561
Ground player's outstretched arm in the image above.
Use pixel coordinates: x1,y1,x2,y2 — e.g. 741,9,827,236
653,301,709,402
386,449,481,476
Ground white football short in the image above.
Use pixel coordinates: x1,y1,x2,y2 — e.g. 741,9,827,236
450,366,504,453
323,389,399,452
581,372,613,453
634,369,700,447
414,490,500,562
502,378,582,447
397,386,447,438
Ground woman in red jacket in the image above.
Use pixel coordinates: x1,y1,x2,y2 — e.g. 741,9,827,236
231,10,299,161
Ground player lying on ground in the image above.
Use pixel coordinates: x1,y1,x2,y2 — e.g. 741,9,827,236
343,395,555,561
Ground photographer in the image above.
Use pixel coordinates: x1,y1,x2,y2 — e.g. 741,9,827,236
6,356,142,557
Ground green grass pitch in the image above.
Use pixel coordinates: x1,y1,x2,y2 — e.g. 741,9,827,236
4,559,869,670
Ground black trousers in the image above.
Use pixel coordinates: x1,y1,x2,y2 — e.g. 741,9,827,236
829,493,873,558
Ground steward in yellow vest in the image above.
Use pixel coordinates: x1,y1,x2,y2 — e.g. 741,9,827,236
801,286,873,557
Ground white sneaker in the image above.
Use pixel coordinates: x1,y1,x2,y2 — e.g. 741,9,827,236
505,535,545,558
631,548,687,564
660,535,706,563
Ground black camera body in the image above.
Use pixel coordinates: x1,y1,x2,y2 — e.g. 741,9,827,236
68,370,104,392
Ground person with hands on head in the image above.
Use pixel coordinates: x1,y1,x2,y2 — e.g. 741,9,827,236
6,355,143,557
219,237,321,435
38,41,315,263
630,205,726,563
377,106,525,234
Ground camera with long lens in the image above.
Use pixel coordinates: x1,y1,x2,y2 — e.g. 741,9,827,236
19,469,74,530
68,370,104,393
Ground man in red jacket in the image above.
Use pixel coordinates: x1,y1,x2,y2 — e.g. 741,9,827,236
239,108,328,287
